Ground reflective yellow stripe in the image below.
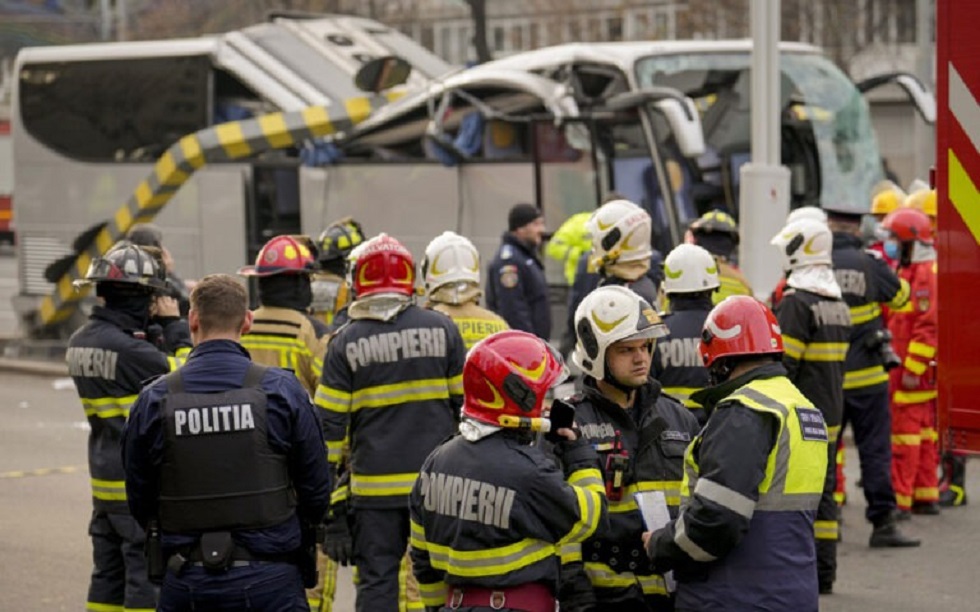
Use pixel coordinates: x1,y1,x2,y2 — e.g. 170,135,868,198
413,533,556,577
315,384,351,413
814,519,839,540
664,386,702,408
447,374,463,396
568,468,604,496
849,303,881,325
417,580,447,607
82,395,137,419
908,341,936,359
892,434,920,446
124,608,156,612
904,358,927,375
896,493,912,508
914,487,939,499
894,389,937,404
86,604,124,612
351,379,450,411
782,335,806,360
888,278,912,309
584,562,668,596
827,424,842,444
326,439,346,464
558,484,603,546
91,478,127,501
166,355,186,370
844,365,889,390
921,427,939,442
350,472,418,497
559,542,582,563
330,484,350,505
609,481,683,513
802,342,849,362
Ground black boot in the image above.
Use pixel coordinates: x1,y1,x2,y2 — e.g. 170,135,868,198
869,515,921,548
912,502,941,515
940,453,968,507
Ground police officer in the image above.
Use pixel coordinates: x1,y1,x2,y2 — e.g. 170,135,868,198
770,219,852,594
409,330,607,611
561,287,700,611
644,296,828,611
422,231,508,349
312,218,364,329
67,242,191,612
826,207,920,547
486,203,551,339
687,210,752,304
653,244,720,426
315,234,466,611
122,273,331,611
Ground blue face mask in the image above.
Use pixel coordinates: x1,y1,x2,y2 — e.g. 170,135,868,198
884,240,900,260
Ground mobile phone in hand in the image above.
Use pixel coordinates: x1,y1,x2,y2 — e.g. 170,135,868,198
544,399,576,443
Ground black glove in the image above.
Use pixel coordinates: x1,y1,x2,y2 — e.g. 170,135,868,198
554,432,600,476
321,510,354,566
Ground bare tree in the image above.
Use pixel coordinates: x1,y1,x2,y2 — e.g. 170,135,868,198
465,0,492,63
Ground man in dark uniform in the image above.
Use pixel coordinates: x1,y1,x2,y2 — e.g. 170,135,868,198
486,203,551,339
654,243,720,426
315,234,466,611
645,297,828,611
123,273,331,611
827,207,920,548
561,286,700,611
67,242,192,612
409,330,607,611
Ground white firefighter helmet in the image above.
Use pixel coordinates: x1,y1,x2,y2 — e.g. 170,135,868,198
786,206,828,226
587,199,653,268
572,285,668,381
663,243,720,294
421,231,481,294
770,218,833,271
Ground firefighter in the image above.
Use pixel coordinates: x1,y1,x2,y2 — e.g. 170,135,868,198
653,243,720,426
560,286,699,611
881,207,941,517
644,296,828,610
868,184,906,266
67,242,191,612
770,218,851,594
486,203,551,339
687,210,752,304
586,198,660,309
238,234,336,611
315,234,467,611
825,207,920,547
409,330,607,611
421,231,508,349
904,187,937,232
122,274,331,611
312,217,364,329
126,222,193,316
546,211,593,285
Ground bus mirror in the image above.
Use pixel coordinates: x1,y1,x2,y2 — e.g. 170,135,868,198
354,56,412,93
652,97,705,158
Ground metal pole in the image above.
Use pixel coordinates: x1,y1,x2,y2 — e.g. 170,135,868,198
117,0,128,42
914,0,935,181
99,0,111,41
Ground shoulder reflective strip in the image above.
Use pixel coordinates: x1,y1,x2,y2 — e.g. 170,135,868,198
351,379,451,411
558,485,603,545
86,602,124,612
559,542,582,563
664,386,703,408
888,279,912,309
568,468,604,494
801,342,849,362
674,512,717,562
417,580,447,607
447,374,464,396
419,537,556,577
781,336,806,360
694,478,756,519
350,472,418,497
844,365,888,390
90,478,127,501
849,303,882,325
903,357,928,375
891,434,921,445
81,395,137,419
174,346,191,359
908,341,937,359
315,385,352,413
728,387,790,419
893,390,937,404
584,562,668,595
814,519,839,540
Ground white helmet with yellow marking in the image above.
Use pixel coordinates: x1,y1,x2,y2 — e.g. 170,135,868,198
587,199,653,269
663,243,720,294
572,285,668,381
421,231,481,294
770,218,833,271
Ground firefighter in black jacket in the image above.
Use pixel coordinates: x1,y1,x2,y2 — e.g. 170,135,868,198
410,329,607,611
827,208,921,548
770,218,852,594
67,242,191,612
560,286,700,611
315,233,467,611
654,243,720,426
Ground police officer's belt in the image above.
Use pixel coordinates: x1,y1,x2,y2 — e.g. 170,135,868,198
169,531,295,574
585,538,654,575
447,583,554,612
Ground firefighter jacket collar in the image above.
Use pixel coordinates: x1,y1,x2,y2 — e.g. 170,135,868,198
348,293,412,322
459,417,503,442
668,294,715,312
786,266,842,299
91,304,147,335
581,375,665,417
832,231,864,250
691,362,787,413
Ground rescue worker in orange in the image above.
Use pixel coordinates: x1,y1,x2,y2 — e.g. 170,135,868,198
422,231,508,349
687,210,752,304
880,207,940,517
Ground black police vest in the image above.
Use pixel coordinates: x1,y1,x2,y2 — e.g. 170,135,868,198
158,363,295,532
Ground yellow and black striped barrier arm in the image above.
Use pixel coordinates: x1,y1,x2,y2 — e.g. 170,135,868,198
39,94,400,328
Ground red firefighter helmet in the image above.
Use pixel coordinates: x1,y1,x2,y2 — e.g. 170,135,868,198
239,235,316,277
352,233,416,298
881,207,934,244
462,330,567,428
699,296,784,367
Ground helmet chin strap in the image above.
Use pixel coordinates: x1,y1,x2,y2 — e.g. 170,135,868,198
708,359,735,386
602,364,642,395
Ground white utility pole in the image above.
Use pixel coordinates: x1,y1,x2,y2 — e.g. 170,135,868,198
914,0,935,180
739,0,791,300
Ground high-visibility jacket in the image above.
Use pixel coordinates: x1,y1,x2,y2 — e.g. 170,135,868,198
562,378,700,604
888,258,938,405
430,301,508,350
713,259,752,304
241,305,328,397
66,306,190,513
545,212,593,285
653,295,713,423
832,232,910,393
409,431,607,608
647,365,827,611
315,305,466,507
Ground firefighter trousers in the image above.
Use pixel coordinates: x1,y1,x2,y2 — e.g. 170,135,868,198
842,388,898,524
815,439,839,588
351,507,423,612
87,511,157,611
891,399,940,510
307,550,338,611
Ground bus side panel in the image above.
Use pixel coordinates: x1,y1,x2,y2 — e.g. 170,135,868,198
194,167,249,280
